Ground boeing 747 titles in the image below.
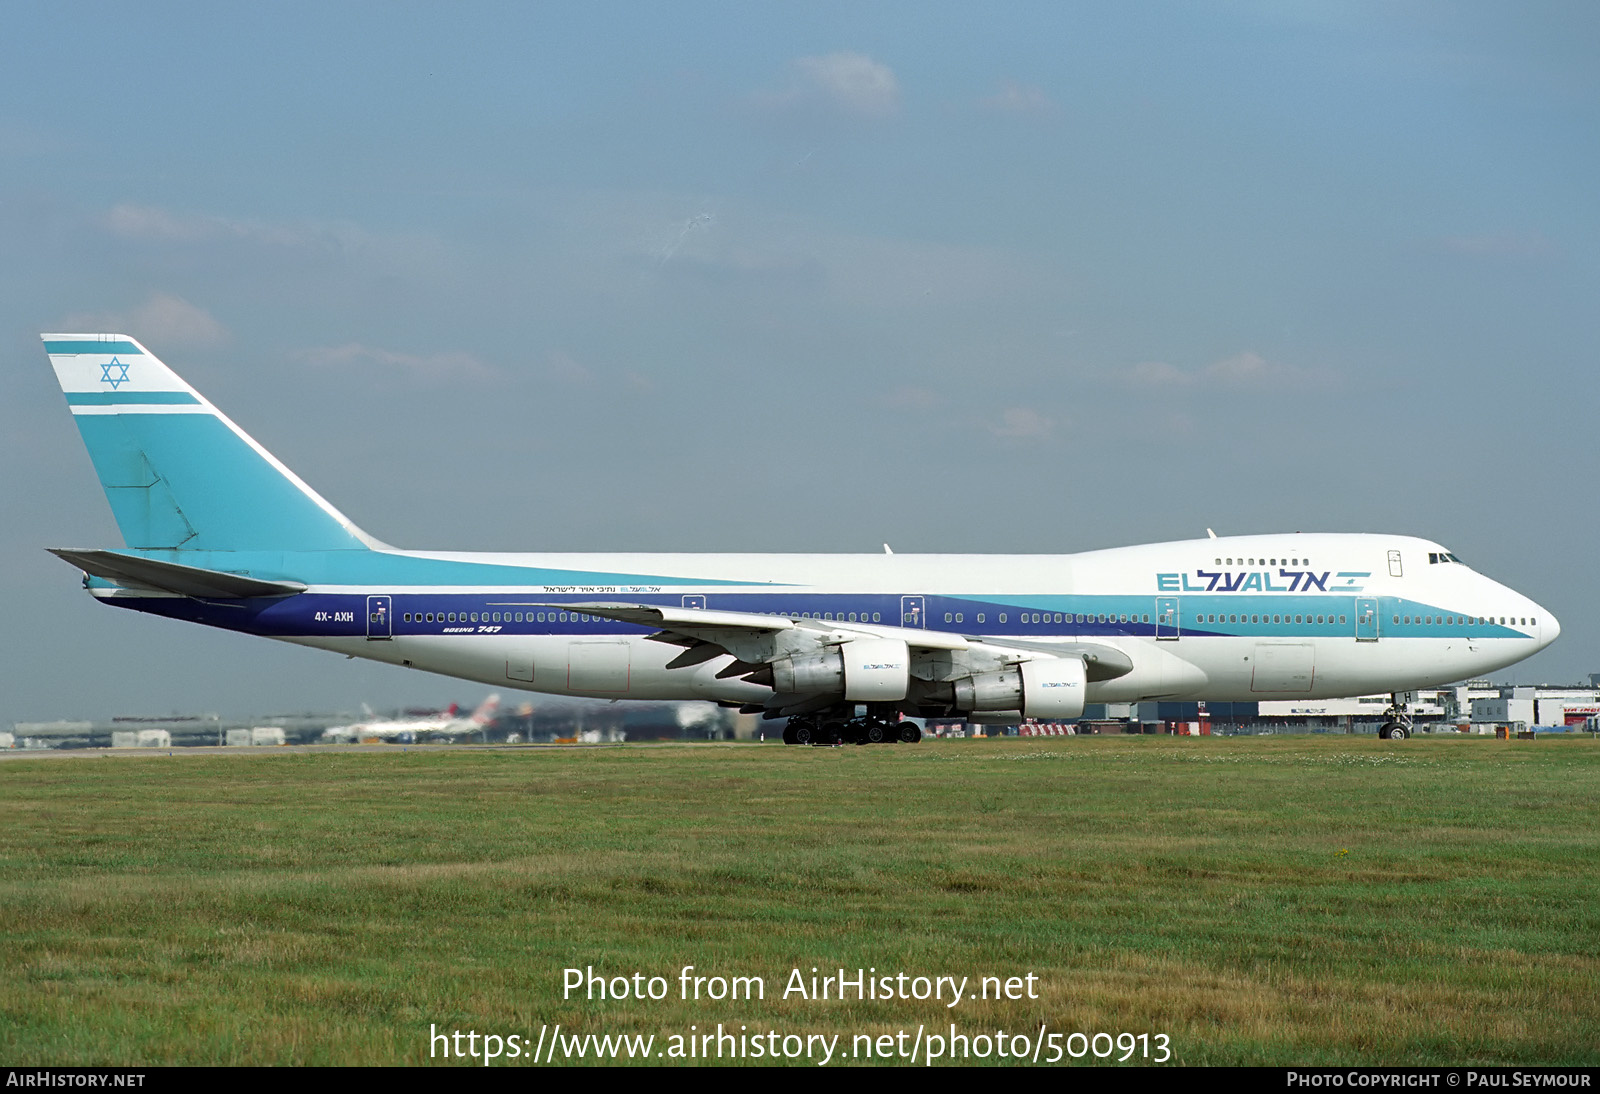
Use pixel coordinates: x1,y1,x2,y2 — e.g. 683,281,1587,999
43,335,1558,743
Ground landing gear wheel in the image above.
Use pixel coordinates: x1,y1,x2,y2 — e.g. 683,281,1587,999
864,721,887,744
792,722,815,746
782,725,797,745
818,719,847,746
1378,693,1416,740
899,723,922,743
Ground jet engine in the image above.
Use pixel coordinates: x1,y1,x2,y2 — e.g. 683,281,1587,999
951,657,1086,720
769,637,910,702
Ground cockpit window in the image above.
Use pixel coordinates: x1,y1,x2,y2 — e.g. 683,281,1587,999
1428,552,1465,565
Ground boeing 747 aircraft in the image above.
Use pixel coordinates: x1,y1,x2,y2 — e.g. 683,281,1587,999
42,334,1558,743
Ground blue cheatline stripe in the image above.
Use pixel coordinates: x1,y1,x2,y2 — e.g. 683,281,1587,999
44,340,144,355
66,391,201,406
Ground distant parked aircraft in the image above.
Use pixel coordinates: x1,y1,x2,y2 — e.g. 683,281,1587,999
322,695,500,742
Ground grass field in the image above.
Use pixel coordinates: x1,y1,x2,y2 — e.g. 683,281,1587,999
2,735,1598,1066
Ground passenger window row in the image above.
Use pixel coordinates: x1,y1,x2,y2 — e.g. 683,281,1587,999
1392,614,1532,626
1198,613,1347,625
401,611,598,624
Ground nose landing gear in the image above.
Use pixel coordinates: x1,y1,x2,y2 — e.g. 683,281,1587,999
1378,692,1415,739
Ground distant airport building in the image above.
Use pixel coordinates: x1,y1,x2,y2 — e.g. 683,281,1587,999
9,686,1596,749
1072,681,1598,735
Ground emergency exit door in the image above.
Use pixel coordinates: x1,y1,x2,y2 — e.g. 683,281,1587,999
366,595,392,640
1156,597,1180,640
1355,598,1379,642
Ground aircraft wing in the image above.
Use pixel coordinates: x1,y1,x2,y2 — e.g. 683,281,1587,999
546,601,970,650
48,548,308,598
547,601,1132,684
963,636,1134,681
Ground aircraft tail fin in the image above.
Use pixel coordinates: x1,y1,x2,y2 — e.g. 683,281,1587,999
42,334,383,552
470,694,501,725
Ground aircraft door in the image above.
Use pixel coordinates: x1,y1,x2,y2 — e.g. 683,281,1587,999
1156,597,1180,640
1355,598,1379,642
901,596,925,628
682,595,706,609
366,595,392,640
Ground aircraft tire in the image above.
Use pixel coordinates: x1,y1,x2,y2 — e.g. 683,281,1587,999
819,719,848,746
792,723,815,746
782,725,797,745
899,723,922,744
863,721,887,744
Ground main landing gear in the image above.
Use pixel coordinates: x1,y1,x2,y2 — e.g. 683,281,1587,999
1378,691,1415,740
781,712,921,745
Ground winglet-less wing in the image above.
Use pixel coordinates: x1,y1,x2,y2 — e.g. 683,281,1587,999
49,548,308,598
965,637,1135,681
545,600,971,650
545,602,798,632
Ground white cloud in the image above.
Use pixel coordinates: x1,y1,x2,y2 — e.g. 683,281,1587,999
104,202,351,250
62,292,227,348
562,189,1051,312
105,203,213,242
757,52,901,120
1205,351,1281,384
1109,352,1326,391
1113,360,1192,389
543,350,593,386
299,343,491,380
990,406,1055,439
981,80,1055,115
884,385,941,411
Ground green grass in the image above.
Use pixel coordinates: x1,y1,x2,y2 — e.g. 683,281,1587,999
2,736,1598,1065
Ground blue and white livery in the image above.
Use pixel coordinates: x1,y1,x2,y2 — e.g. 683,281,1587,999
43,334,1559,743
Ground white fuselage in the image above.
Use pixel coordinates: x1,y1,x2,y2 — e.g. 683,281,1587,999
121,531,1553,707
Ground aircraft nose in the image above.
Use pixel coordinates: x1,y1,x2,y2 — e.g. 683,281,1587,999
1540,606,1561,649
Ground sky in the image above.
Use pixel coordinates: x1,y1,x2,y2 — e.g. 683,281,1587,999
3,1,1597,725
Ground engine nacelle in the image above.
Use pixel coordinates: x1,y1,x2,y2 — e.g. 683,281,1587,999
771,649,844,695
770,638,910,702
838,638,910,702
952,657,1086,720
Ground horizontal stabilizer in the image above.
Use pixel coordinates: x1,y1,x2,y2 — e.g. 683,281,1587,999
48,548,308,598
